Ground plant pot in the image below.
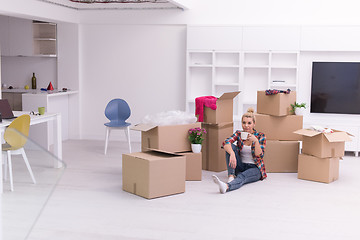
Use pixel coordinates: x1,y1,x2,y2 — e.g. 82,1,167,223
191,144,202,153
295,108,305,115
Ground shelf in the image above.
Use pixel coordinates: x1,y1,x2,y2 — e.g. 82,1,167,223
215,52,240,65
32,54,57,58
244,52,269,65
214,83,239,86
33,21,57,56
244,65,269,69
187,49,298,117
215,67,239,84
34,38,56,41
188,52,212,65
214,65,239,68
271,52,298,66
271,66,297,69
270,83,297,87
189,64,212,68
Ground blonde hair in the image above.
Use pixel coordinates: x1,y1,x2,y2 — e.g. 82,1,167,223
242,107,256,123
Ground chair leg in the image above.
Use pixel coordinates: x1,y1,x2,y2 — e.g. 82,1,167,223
104,127,110,155
21,148,36,184
125,126,131,153
7,151,14,191
3,152,8,181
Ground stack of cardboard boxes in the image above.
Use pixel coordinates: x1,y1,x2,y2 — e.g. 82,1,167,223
199,92,240,172
255,91,303,172
122,121,203,199
294,128,352,183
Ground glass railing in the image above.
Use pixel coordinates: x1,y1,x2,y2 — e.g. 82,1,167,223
1,129,65,240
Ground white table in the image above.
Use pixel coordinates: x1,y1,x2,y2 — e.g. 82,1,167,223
0,111,62,193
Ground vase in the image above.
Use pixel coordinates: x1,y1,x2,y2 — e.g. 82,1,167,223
191,144,202,153
295,108,305,115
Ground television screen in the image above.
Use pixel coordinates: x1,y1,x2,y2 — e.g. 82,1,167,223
311,62,360,114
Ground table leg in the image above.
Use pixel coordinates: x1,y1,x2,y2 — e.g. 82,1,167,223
0,128,4,193
53,114,63,168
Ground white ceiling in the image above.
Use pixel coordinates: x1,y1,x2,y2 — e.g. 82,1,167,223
37,0,187,10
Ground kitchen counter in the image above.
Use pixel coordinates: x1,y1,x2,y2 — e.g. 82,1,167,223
21,89,78,148
2,88,32,93
2,88,78,96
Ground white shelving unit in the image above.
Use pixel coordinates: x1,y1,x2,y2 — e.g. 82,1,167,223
33,21,57,57
186,50,299,121
186,50,241,120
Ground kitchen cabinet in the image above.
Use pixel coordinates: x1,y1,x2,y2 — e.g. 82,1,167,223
242,26,301,51
187,25,243,50
0,15,10,56
33,21,57,56
301,26,360,51
1,92,23,111
8,17,33,56
0,16,57,57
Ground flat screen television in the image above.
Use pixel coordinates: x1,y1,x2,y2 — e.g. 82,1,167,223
311,62,360,114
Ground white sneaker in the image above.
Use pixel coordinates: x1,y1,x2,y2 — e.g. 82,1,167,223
212,175,228,194
227,176,234,183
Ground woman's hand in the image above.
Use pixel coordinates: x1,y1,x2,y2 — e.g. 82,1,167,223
229,153,237,169
247,133,263,156
247,133,258,143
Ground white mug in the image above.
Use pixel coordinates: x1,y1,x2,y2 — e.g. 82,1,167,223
240,131,249,140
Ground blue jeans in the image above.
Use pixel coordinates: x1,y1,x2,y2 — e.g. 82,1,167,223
225,144,261,191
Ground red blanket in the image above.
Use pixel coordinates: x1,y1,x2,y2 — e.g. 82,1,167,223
195,96,217,122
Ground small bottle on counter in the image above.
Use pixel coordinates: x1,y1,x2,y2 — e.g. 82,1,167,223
31,72,37,89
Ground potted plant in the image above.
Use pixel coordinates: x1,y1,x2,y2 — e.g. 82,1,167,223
188,127,207,153
291,102,306,115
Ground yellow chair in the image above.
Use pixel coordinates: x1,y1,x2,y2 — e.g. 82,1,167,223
2,114,36,191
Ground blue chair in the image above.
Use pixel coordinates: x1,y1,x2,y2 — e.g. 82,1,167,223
104,99,132,154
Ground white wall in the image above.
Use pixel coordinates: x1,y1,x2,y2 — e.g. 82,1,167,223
79,24,186,140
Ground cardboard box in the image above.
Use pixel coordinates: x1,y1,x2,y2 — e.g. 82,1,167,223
180,152,202,181
263,140,300,173
122,150,186,199
202,122,234,172
294,129,352,158
257,91,296,116
202,91,240,124
297,154,340,183
255,113,303,141
132,122,201,153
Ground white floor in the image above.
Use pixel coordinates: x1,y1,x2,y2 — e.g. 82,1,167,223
10,140,360,240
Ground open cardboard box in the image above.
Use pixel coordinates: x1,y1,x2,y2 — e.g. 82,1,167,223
294,128,353,158
122,149,186,199
257,90,296,116
201,91,240,124
132,122,201,153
